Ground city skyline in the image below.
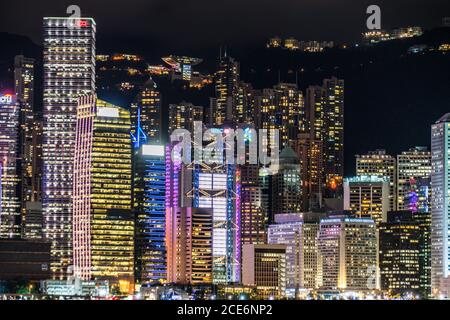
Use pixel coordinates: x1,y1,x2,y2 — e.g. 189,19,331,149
0,4,449,303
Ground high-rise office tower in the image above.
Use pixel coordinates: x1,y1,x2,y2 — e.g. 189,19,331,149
343,176,390,227
356,149,397,212
267,214,302,295
213,54,239,125
301,213,325,290
14,55,35,205
42,17,96,279
431,114,450,297
274,83,305,147
271,147,302,216
268,213,325,294
14,56,43,240
0,93,20,239
318,216,378,291
134,144,166,284
293,133,323,211
73,97,134,292
131,78,162,144
322,78,344,198
168,124,242,284
166,207,213,284
240,164,266,245
305,86,324,141
396,147,431,210
254,83,305,149
305,78,344,198
235,82,256,125
168,102,203,135
405,177,432,297
191,162,241,284
379,211,421,296
242,244,287,299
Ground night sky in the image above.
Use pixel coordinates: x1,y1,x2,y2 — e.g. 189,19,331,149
1,0,450,176
1,0,449,50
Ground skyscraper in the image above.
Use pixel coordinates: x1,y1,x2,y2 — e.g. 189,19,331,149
42,17,96,279
14,55,35,207
293,133,323,211
131,78,162,144
343,176,390,227
166,207,213,284
240,164,266,245
235,82,256,125
318,216,379,291
267,214,302,295
356,150,396,212
0,93,20,239
268,213,326,294
73,96,134,292
213,54,239,125
402,177,431,296
254,83,305,148
191,163,241,284
379,211,421,296
168,102,203,135
134,144,167,284
396,147,431,210
305,78,344,198
431,114,450,297
271,147,302,216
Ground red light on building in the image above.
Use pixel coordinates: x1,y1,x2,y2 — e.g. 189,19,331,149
78,20,88,27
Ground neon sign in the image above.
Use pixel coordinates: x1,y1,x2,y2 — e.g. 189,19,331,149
78,20,88,27
0,94,13,105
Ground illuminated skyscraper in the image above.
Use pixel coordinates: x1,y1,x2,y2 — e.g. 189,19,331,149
14,55,43,239
14,55,35,205
255,83,305,148
356,150,396,212
0,93,20,239
134,144,167,284
431,114,450,297
166,207,213,284
267,214,302,295
404,178,432,297
318,216,378,291
343,176,390,227
293,133,323,211
73,96,134,292
268,213,325,293
273,83,305,147
213,54,239,125
236,82,256,124
168,102,203,135
305,78,344,198
396,147,431,210
271,147,302,216
191,163,241,284
131,78,162,144
42,17,96,279
379,211,421,296
240,164,266,245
